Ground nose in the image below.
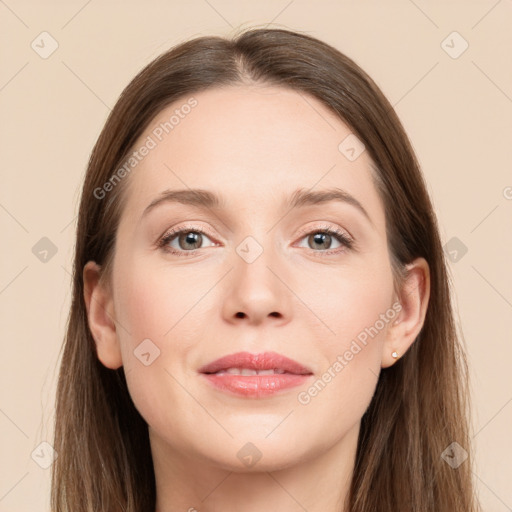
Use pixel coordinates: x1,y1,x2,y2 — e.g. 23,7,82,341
220,238,292,326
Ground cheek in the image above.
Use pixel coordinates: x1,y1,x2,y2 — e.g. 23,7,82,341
295,262,394,419
117,277,170,341
111,259,210,414
300,254,395,351
114,260,203,346
111,266,194,435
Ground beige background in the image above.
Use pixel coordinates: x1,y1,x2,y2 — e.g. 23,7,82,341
1,1,511,510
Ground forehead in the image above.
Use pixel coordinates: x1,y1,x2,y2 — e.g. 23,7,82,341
119,84,385,229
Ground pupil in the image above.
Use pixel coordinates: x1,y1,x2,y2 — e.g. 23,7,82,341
311,233,330,249
181,232,201,249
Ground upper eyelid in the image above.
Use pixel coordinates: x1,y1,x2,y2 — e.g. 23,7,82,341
295,223,352,239
160,222,349,237
161,223,217,241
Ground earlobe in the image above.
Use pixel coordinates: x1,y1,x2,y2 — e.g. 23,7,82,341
83,261,123,370
381,257,431,368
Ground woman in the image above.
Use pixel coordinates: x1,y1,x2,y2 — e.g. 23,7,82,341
51,27,481,511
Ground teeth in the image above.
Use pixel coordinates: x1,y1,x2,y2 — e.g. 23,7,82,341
216,368,286,376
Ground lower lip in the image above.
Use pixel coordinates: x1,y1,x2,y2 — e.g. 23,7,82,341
200,373,312,398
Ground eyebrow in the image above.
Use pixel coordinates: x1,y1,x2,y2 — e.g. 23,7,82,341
141,187,373,226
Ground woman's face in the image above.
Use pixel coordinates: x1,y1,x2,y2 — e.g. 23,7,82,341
94,84,404,471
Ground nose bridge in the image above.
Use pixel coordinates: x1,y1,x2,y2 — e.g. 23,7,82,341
234,229,279,291
231,205,279,269
221,226,290,324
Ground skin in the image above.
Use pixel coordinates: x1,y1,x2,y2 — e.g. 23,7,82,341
83,84,430,512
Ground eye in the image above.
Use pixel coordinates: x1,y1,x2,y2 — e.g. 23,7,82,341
158,226,218,256
295,225,354,255
157,223,354,257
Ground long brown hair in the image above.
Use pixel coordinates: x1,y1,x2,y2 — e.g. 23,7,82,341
51,26,481,511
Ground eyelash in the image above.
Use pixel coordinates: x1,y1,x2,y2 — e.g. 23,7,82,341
157,223,354,257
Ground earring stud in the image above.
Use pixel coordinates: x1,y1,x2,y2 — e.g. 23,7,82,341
391,350,399,359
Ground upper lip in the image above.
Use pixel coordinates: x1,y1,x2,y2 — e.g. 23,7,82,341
198,351,313,375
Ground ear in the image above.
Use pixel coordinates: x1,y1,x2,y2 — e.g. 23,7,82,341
381,257,430,368
83,261,123,369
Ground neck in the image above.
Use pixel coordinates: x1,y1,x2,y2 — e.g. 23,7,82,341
152,421,359,512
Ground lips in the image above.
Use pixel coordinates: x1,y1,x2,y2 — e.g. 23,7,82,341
198,351,313,398
198,351,313,375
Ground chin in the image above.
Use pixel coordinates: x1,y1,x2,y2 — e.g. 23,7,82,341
195,435,312,473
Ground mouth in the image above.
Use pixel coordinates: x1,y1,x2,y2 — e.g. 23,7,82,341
198,351,313,398
208,368,291,376
198,350,313,375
